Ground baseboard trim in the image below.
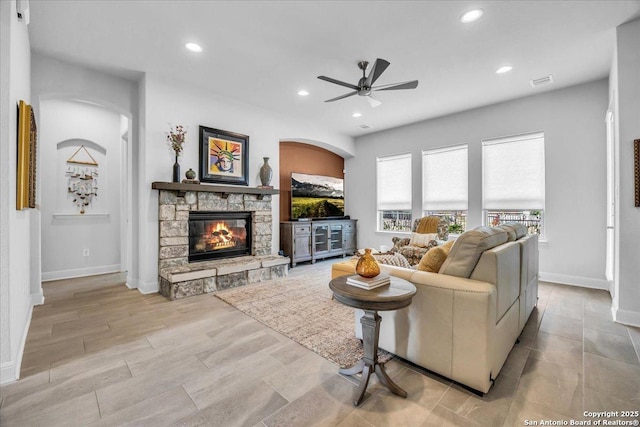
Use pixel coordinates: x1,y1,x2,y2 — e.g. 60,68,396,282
612,307,640,328
30,292,44,306
539,272,608,290
137,281,158,295
125,275,139,290
0,361,17,385
41,264,121,282
0,301,34,385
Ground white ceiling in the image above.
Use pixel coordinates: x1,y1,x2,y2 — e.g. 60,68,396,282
27,1,640,138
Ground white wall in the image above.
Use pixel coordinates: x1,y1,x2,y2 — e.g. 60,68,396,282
0,0,38,385
39,99,122,280
137,73,354,293
611,18,640,327
347,79,610,289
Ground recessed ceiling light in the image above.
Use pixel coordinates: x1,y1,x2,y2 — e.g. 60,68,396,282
496,65,513,74
297,90,309,96
460,9,483,23
185,42,203,53
352,112,362,118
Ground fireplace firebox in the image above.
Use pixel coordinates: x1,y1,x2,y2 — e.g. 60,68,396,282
189,211,252,262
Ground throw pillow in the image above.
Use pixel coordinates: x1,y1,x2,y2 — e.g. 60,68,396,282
373,253,412,269
409,233,438,248
417,240,454,273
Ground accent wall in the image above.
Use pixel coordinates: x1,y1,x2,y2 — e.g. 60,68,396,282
279,141,346,221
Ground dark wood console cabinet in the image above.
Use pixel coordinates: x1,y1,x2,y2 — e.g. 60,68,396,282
280,220,357,267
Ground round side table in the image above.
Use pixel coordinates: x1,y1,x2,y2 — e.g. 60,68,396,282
329,274,416,406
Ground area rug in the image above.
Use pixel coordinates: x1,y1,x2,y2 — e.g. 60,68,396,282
214,274,392,368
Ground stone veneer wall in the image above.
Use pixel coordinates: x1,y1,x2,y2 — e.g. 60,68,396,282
158,189,273,268
157,189,289,300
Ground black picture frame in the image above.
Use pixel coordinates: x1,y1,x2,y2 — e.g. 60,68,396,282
199,126,249,186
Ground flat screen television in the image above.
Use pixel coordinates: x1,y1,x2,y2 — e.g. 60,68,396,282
291,172,344,220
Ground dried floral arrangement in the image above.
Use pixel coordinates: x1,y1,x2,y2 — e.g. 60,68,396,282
167,125,187,155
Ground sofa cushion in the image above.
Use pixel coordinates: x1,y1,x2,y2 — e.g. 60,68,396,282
502,222,527,239
497,225,516,241
417,240,454,273
439,226,509,278
409,232,438,248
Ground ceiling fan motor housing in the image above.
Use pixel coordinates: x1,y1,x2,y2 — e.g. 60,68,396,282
357,77,371,95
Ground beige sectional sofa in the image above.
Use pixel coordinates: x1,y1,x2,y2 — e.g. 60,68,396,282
332,223,538,394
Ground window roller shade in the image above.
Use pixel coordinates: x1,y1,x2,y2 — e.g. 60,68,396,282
377,153,412,211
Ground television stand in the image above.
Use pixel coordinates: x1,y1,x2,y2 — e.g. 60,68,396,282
280,219,357,267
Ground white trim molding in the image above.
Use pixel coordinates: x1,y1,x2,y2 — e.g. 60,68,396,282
0,302,33,385
538,272,608,290
0,360,18,385
41,264,121,282
137,280,159,295
52,212,110,219
612,307,640,328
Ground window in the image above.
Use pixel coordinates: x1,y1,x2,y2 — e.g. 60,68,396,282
482,132,545,236
422,144,468,234
377,153,412,231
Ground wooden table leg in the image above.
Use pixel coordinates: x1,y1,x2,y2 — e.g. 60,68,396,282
375,363,407,398
340,309,409,405
339,359,364,376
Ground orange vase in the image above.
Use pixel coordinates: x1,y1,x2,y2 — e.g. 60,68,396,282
356,248,380,278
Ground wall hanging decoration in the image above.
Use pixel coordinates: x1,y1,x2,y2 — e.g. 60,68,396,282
199,126,249,186
167,125,186,183
66,145,99,214
16,100,37,210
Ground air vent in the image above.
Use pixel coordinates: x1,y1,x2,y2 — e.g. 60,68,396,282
359,124,373,129
530,75,554,88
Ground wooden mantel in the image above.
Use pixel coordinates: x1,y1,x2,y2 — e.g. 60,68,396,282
151,181,279,199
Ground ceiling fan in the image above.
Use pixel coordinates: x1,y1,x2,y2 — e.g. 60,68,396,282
317,58,418,108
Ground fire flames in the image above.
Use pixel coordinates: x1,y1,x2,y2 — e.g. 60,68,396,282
206,221,237,250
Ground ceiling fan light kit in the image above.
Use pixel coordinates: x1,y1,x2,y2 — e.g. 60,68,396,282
317,58,418,107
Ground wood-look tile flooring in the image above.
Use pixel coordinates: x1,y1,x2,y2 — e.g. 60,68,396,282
1,260,639,426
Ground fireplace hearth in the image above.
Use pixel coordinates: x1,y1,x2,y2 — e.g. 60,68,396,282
189,211,252,262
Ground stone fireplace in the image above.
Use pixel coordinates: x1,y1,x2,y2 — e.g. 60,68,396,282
152,182,288,300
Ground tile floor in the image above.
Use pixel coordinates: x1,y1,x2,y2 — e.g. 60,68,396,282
0,260,639,426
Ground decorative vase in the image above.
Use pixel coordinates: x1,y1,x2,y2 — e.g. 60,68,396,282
185,168,196,180
259,157,273,187
356,248,380,278
172,155,180,183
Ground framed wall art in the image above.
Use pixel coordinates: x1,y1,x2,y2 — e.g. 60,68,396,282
199,126,249,186
635,139,639,207
16,100,37,210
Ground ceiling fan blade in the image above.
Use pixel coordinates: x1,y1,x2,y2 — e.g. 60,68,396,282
325,91,358,102
317,75,359,91
365,58,390,87
373,80,419,91
366,93,382,108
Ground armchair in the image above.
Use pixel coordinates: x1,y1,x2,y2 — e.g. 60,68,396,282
390,216,450,266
